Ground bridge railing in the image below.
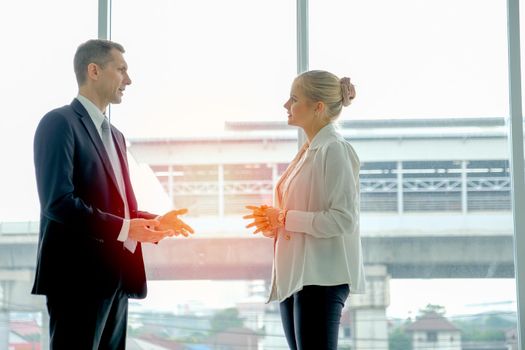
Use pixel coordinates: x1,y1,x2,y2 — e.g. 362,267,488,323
0,221,39,235
166,176,511,216
5,176,509,227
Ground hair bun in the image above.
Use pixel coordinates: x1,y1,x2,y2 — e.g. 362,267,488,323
340,77,356,107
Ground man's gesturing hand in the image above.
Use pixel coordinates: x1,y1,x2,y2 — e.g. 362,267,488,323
157,208,194,237
128,218,173,243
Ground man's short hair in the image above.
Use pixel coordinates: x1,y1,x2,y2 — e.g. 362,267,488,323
74,39,125,86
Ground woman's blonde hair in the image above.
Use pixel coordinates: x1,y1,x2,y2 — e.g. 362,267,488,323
295,70,356,122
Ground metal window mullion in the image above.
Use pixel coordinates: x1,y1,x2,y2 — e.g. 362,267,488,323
168,165,174,205
297,0,308,75
98,0,111,119
506,0,525,346
297,0,308,148
98,0,111,40
272,163,278,189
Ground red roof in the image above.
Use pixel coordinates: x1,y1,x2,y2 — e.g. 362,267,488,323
10,320,41,337
340,309,354,325
406,312,459,331
136,334,185,350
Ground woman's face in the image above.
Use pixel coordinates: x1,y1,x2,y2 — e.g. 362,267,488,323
283,80,316,128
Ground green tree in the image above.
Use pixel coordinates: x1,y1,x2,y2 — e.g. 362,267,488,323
418,304,446,317
210,308,244,334
389,321,413,350
453,314,510,342
178,331,208,344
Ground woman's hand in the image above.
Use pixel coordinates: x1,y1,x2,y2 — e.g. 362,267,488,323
243,205,286,235
244,205,270,234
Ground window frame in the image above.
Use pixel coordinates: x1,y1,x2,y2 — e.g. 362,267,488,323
99,0,525,346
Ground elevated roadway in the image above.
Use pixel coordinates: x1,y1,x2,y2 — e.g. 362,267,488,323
0,212,514,281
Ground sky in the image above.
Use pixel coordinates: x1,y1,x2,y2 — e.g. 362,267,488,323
0,0,520,320
0,0,514,220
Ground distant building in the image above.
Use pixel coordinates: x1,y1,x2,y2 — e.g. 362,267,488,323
406,311,461,350
505,329,518,350
235,294,286,349
129,118,512,218
9,320,41,350
208,327,260,350
127,334,184,350
339,309,354,348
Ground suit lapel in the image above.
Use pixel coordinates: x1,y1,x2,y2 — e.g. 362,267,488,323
72,99,122,198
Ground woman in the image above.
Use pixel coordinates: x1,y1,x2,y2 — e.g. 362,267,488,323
244,70,366,350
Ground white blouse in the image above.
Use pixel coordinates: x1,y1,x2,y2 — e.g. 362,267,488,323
268,123,366,302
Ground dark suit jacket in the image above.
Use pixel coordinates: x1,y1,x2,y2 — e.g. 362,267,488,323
32,98,155,299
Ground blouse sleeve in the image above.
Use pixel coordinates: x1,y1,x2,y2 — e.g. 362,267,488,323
284,141,359,238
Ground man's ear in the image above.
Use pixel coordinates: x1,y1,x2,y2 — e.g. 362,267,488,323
86,63,100,81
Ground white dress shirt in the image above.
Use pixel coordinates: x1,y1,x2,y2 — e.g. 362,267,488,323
268,123,366,302
76,95,135,251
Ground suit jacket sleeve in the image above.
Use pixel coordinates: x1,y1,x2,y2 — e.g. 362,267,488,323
34,111,124,241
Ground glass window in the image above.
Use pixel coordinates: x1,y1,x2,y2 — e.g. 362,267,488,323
5,0,522,348
0,1,97,347
427,331,437,342
111,1,296,348
310,0,508,120
310,0,517,349
111,0,297,138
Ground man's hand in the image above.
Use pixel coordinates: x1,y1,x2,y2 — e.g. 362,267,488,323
128,218,173,243
157,208,194,237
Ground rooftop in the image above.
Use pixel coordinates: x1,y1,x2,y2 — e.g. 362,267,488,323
129,117,507,144
406,311,459,331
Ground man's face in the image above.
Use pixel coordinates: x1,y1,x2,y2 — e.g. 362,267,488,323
97,49,132,105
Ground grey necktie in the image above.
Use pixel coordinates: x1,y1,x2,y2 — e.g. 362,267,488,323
101,118,136,252
101,118,126,197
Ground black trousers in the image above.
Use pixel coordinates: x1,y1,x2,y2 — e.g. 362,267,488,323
46,288,128,350
280,284,349,350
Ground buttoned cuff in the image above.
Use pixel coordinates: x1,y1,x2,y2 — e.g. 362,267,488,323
117,219,131,242
117,219,137,253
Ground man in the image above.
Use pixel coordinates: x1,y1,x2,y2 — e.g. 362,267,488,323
32,39,192,349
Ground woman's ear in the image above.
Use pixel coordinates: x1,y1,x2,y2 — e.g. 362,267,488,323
315,101,325,115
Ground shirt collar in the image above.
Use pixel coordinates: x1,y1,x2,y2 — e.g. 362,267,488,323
307,123,340,150
76,94,106,131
